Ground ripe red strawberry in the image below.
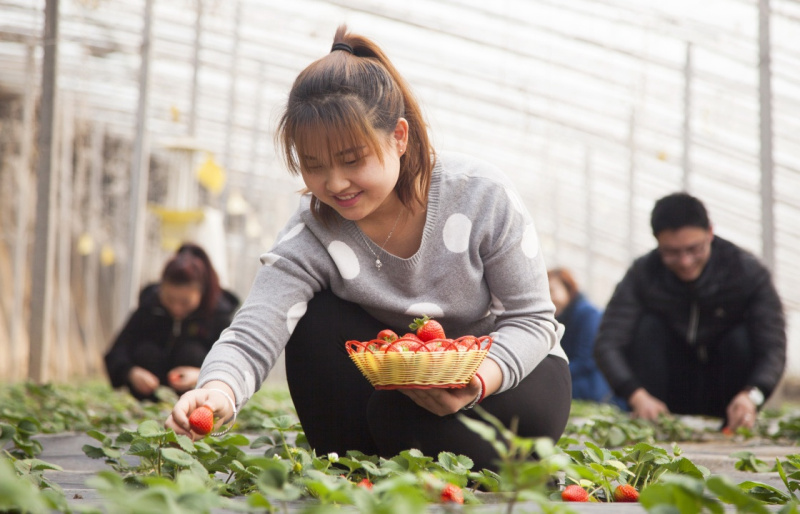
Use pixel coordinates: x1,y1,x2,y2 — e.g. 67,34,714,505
409,315,446,342
377,329,398,342
357,478,373,489
561,484,589,502
440,483,464,504
188,405,214,435
613,484,639,502
386,339,422,352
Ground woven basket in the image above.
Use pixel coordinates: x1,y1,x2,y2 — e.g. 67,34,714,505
346,335,492,389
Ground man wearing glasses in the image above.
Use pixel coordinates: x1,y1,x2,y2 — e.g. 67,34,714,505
593,192,786,432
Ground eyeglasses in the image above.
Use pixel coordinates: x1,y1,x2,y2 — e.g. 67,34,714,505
658,238,710,263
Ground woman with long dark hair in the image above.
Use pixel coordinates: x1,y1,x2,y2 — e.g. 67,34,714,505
104,243,239,401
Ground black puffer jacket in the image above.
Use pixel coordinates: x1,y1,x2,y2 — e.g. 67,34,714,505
104,283,240,392
594,236,786,400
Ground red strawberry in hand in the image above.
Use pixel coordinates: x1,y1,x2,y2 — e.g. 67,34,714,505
188,405,214,435
409,315,446,342
561,484,589,502
440,483,464,504
613,484,639,502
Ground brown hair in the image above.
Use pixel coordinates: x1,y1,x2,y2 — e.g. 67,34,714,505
276,25,434,224
547,267,580,302
161,243,222,316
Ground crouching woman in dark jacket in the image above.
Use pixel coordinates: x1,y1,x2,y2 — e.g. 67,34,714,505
104,243,239,401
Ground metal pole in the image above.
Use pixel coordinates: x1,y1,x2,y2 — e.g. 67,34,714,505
584,145,594,291
29,0,60,382
11,43,36,379
188,0,202,137
627,108,636,260
758,0,775,271
682,42,693,192
220,0,241,212
56,94,74,381
120,0,154,327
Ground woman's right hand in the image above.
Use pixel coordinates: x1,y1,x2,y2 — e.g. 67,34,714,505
128,366,160,396
165,381,236,440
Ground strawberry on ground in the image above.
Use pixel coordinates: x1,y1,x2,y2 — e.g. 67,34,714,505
561,484,589,502
440,483,464,504
188,405,214,435
409,315,446,342
613,484,639,502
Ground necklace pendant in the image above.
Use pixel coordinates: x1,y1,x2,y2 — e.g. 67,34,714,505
375,258,382,269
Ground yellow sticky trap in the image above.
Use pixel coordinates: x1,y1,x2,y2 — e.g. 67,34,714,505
196,153,226,195
77,233,94,255
100,245,115,266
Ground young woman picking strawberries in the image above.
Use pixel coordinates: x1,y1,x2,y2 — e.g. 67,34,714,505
166,25,572,471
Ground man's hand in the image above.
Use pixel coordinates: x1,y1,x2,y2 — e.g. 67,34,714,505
628,388,670,420
128,366,160,396
724,391,758,431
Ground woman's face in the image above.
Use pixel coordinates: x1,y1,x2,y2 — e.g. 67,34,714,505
548,276,571,316
299,119,408,223
159,282,203,320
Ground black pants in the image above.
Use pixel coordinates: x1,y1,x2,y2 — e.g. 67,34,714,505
628,314,754,419
285,290,572,472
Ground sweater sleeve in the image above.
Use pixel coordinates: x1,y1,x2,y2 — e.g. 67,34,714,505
742,263,787,398
196,216,332,409
474,173,563,392
593,266,644,399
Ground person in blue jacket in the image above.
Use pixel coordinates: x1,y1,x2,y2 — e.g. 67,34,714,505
548,268,612,403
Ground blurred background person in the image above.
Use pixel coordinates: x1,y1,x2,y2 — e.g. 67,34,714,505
593,193,786,431
548,268,613,403
104,243,240,401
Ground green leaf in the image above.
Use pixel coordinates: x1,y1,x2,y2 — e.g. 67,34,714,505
137,420,168,438
160,447,197,467
706,475,770,513
738,480,792,504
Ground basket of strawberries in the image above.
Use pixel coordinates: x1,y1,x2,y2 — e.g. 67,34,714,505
346,316,492,389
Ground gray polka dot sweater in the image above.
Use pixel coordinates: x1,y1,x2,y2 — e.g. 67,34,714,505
199,151,567,408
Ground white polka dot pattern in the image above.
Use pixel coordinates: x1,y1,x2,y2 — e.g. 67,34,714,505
328,240,360,280
442,213,472,253
286,301,308,335
489,292,505,315
260,253,281,266
505,186,526,214
406,303,445,318
278,223,305,245
521,224,540,259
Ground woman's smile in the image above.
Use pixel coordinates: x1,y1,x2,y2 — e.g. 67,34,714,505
333,191,363,208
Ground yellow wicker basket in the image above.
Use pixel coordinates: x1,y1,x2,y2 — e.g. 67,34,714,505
346,335,492,389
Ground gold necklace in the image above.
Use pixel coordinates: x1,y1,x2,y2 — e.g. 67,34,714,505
357,211,402,269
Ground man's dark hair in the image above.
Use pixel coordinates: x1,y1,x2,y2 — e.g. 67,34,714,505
650,192,710,236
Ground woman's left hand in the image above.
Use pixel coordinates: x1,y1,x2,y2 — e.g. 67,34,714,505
400,358,501,416
401,378,481,416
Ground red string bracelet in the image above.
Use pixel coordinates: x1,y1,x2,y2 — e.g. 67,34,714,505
475,372,487,404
